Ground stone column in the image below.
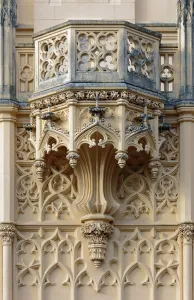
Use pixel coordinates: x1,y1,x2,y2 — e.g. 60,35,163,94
177,0,193,99
179,222,194,300
0,0,17,101
0,223,15,300
177,108,194,221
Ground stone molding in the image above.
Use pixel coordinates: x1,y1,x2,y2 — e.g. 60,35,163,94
0,223,16,245
30,90,164,110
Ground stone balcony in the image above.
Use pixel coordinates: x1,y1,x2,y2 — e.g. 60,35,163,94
32,20,161,101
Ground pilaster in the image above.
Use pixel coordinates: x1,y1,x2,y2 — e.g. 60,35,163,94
179,222,194,300
177,107,194,221
0,106,18,222
0,0,17,101
178,0,193,99
0,223,16,300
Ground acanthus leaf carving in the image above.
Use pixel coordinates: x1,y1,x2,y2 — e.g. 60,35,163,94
0,223,16,245
81,219,114,268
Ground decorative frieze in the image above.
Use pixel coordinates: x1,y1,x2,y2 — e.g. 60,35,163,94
30,90,164,110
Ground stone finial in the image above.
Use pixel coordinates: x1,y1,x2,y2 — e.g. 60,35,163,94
179,222,194,242
81,220,114,268
0,223,16,245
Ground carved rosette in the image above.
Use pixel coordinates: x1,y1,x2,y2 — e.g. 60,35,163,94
34,159,47,182
179,222,194,243
81,218,114,268
148,158,161,180
0,223,16,245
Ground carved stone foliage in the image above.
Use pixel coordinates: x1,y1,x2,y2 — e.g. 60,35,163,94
16,128,35,161
127,33,154,79
15,227,180,300
0,223,16,245
39,32,68,81
76,31,118,72
30,89,164,110
81,221,114,268
179,222,194,242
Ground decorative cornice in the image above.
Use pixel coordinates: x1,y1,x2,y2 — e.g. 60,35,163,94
0,223,16,245
179,222,194,242
33,20,162,40
30,90,164,111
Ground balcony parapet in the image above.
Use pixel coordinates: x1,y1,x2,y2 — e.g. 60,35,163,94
33,20,161,97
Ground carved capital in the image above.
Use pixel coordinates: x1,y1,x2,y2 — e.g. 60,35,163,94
0,223,16,245
179,222,194,242
81,219,114,268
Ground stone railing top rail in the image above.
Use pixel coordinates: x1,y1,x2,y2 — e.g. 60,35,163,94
33,20,162,39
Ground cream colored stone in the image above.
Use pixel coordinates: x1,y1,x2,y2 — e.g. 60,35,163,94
135,0,177,23
1,2,194,300
34,2,55,20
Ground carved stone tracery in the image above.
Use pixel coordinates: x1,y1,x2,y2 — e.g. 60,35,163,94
77,31,118,72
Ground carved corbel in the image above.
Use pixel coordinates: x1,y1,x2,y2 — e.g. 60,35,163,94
148,158,161,180
0,223,16,245
115,151,128,168
81,214,114,268
34,158,47,182
66,151,80,168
